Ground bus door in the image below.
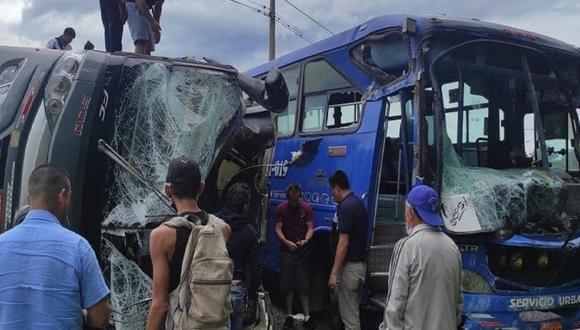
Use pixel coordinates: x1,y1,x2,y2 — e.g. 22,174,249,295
367,88,415,305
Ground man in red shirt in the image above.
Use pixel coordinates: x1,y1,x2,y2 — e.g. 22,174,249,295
275,184,316,329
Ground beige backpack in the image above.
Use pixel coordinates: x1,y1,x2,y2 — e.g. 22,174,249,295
163,214,233,329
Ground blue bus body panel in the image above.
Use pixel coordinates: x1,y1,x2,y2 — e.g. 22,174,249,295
264,100,384,271
465,310,580,329
246,15,578,78
493,234,580,249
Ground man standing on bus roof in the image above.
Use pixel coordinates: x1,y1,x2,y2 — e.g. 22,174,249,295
380,184,462,330
125,0,164,55
99,0,127,52
275,184,316,330
328,170,368,330
0,164,110,329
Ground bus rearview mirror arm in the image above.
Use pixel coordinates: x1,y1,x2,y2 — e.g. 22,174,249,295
238,68,289,114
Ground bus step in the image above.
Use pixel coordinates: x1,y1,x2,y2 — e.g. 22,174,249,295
368,271,389,292
372,222,406,245
368,292,388,309
368,243,395,273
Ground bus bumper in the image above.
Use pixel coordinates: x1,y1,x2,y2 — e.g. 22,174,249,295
465,310,580,329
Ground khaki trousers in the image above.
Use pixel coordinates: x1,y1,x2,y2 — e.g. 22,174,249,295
337,261,366,330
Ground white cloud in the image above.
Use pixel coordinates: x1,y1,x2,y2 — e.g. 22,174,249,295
0,1,25,25
0,0,579,71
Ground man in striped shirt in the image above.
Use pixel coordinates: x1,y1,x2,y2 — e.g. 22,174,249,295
380,184,462,330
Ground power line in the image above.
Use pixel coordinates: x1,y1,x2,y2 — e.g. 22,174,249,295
221,0,314,44
221,0,268,16
372,0,389,14
276,16,315,43
283,0,334,35
245,0,269,10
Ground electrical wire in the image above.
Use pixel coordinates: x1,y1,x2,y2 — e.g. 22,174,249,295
245,0,269,10
221,0,314,44
283,0,334,35
372,0,389,14
276,14,316,43
221,0,268,16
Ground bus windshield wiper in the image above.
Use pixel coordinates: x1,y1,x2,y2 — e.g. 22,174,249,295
97,139,173,210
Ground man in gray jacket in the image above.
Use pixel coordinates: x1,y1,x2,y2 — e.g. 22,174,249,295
380,184,462,330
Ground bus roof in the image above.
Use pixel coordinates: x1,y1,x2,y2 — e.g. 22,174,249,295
246,14,579,77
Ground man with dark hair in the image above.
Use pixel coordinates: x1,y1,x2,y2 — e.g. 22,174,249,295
125,0,165,55
147,156,231,329
47,27,76,50
215,182,260,330
0,164,110,329
99,0,126,52
328,170,368,330
380,185,462,330
275,184,316,329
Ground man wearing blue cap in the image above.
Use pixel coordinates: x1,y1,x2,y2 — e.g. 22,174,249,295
380,184,462,330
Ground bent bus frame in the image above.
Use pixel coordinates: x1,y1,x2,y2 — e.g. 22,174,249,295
248,14,580,329
0,47,286,328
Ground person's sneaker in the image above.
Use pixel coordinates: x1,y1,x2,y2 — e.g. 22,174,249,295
303,318,317,329
283,316,294,330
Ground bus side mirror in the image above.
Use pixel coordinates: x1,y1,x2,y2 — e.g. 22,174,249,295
264,69,290,112
238,68,289,113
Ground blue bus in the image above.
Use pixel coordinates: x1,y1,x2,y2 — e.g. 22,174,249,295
248,15,580,329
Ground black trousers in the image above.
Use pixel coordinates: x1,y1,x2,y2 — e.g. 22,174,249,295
99,0,124,52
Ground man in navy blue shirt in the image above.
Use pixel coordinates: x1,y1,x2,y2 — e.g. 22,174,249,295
0,164,110,329
328,170,368,330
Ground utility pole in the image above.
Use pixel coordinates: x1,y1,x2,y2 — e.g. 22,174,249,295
269,0,275,60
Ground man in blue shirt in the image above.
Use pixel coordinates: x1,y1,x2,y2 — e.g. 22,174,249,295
0,164,110,329
328,170,368,330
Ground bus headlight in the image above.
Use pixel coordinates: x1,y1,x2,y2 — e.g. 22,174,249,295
44,52,82,129
462,269,493,294
45,98,64,115
537,252,549,269
511,252,524,271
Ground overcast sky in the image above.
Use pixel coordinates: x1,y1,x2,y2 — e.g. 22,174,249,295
0,0,579,71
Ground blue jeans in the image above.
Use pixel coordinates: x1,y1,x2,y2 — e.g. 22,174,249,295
99,0,124,52
229,283,247,330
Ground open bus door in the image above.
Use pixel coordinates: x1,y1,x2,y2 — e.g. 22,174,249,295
367,87,416,309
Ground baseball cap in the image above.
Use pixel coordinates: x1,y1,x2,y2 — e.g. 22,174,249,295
165,156,201,184
407,184,444,227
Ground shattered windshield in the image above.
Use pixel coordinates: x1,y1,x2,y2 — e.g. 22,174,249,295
104,62,242,228
426,40,580,234
101,61,243,327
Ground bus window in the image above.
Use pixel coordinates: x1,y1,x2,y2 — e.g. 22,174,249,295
276,67,300,137
304,60,350,93
441,81,505,167
525,110,580,172
301,60,361,133
277,99,297,136
385,97,402,138
325,91,361,129
351,32,409,82
303,94,327,132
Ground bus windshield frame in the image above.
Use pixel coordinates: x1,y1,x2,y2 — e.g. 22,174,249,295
424,38,580,233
